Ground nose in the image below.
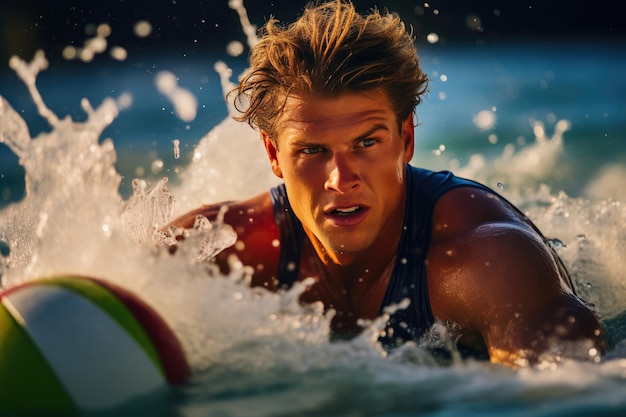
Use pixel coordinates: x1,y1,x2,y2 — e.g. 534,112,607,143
324,152,359,193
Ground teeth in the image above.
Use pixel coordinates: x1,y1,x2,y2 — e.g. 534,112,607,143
335,206,359,214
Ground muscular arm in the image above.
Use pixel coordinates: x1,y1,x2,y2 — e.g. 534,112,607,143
427,187,608,367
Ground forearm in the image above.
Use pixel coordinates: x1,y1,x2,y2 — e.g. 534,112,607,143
486,295,608,368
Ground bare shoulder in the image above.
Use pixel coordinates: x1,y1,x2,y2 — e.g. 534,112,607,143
431,185,528,236
426,186,556,327
426,186,607,366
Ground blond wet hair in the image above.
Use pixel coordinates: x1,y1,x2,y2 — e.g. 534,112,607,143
231,0,429,138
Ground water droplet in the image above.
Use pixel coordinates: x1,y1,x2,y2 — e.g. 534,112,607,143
0,240,10,257
426,32,439,44
151,159,164,174
172,139,180,159
226,40,244,57
548,238,566,249
134,20,153,38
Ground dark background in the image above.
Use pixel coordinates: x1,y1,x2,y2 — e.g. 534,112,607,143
1,0,625,65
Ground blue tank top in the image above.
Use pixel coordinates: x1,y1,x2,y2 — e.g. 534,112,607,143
269,165,571,351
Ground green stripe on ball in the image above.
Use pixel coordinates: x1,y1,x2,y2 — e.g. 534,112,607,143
0,302,75,413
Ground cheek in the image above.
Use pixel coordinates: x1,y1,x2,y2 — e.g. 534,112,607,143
284,186,314,230
284,174,319,214
287,159,323,187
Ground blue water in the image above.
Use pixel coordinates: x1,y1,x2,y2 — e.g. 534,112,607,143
2,41,624,203
1,35,625,417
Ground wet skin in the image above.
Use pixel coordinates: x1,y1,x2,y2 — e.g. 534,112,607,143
166,89,608,367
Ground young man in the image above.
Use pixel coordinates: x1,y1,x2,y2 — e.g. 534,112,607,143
166,0,607,367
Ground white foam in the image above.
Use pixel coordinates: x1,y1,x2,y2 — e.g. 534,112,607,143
0,0,623,382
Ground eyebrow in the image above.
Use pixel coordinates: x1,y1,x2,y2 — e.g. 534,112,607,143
355,124,390,141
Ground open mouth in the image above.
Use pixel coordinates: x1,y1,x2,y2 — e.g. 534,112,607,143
332,206,362,216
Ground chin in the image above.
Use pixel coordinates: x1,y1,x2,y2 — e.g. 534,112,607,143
327,238,373,255
317,226,378,255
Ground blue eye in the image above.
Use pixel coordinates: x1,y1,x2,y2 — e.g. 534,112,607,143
362,138,376,147
302,147,324,155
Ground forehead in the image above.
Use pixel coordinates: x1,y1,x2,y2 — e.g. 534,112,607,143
274,90,396,136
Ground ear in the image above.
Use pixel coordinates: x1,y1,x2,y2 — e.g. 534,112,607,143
401,113,415,164
262,130,283,178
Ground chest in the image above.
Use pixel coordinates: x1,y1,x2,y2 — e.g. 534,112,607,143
296,245,394,335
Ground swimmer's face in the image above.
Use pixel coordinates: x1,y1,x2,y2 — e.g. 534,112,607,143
262,89,414,263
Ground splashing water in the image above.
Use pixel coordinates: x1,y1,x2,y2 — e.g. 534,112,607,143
1,1,625,415
456,117,570,190
0,6,397,380
0,50,340,375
